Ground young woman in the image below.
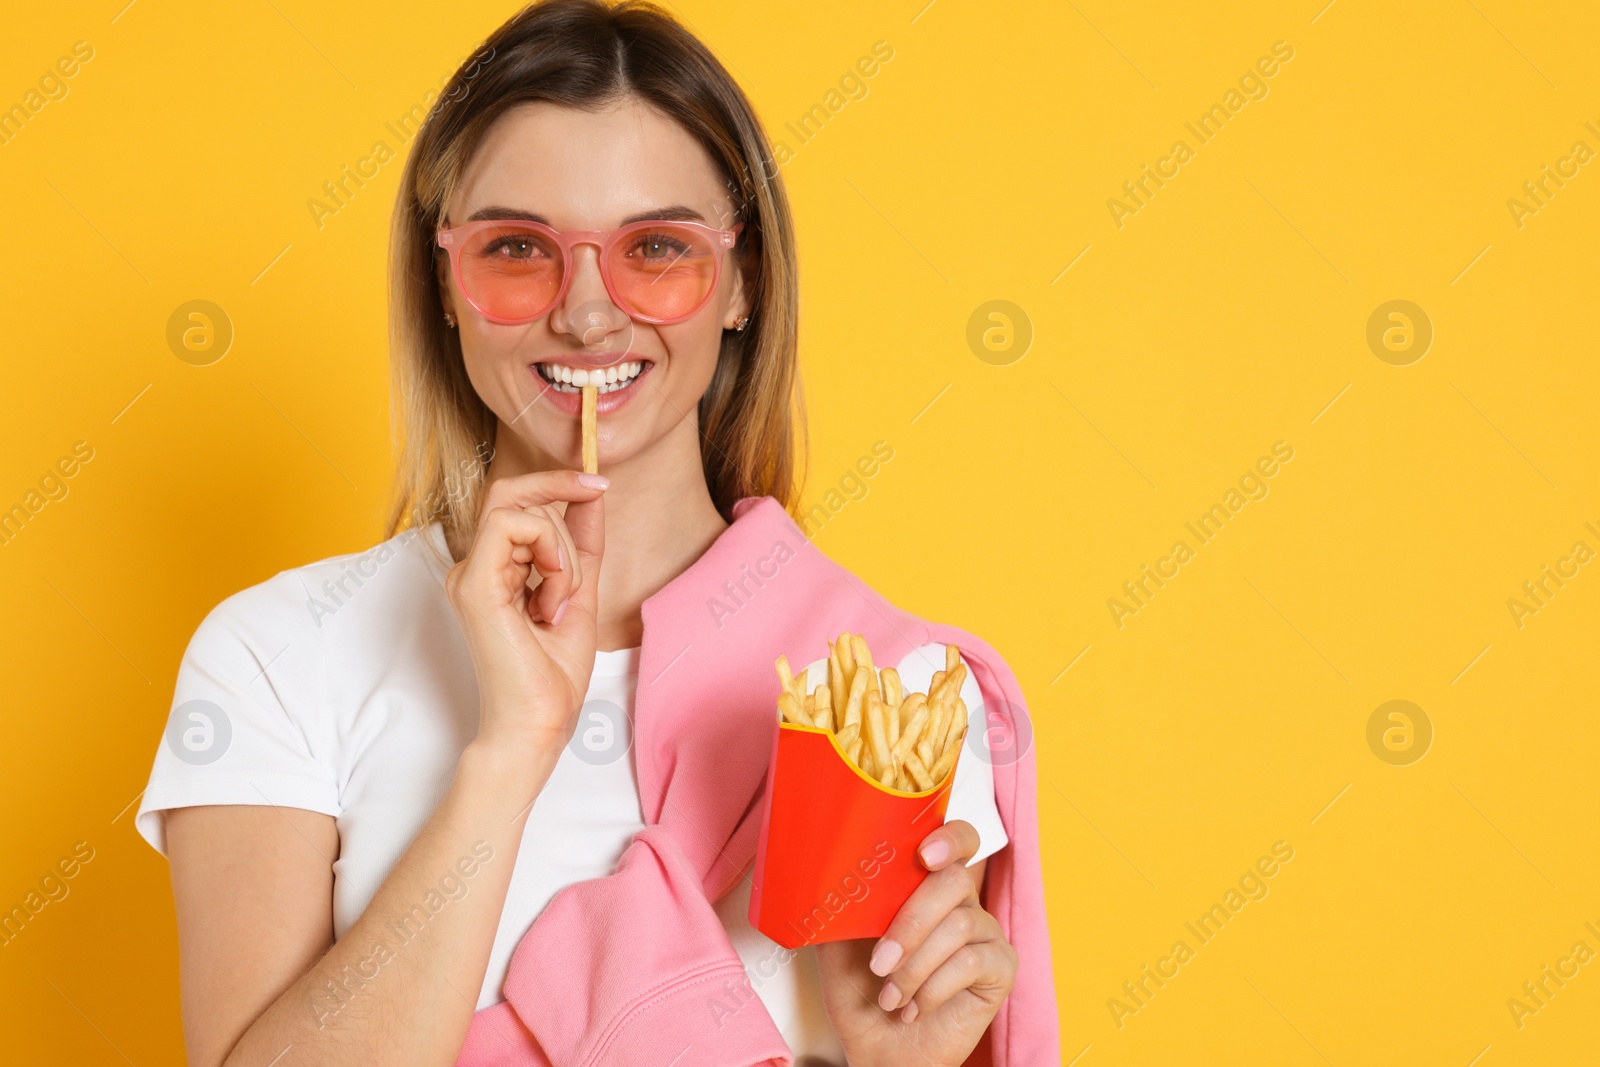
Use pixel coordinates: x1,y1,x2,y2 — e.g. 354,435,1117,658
135,2,1057,1064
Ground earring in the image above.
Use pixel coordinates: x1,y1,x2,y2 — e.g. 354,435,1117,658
444,312,457,328
734,315,749,332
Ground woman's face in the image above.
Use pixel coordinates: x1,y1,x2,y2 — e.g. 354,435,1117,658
438,97,749,472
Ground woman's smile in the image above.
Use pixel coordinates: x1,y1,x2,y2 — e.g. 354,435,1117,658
528,354,656,414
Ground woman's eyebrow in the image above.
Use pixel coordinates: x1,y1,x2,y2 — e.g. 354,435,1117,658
462,205,709,225
619,205,707,225
466,206,550,224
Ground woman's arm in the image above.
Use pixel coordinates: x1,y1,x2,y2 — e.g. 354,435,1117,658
168,741,553,1067
169,469,609,1067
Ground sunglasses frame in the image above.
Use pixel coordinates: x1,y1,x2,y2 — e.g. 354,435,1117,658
436,217,744,326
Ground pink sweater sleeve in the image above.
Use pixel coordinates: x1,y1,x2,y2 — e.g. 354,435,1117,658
928,624,1061,1064
455,824,791,1067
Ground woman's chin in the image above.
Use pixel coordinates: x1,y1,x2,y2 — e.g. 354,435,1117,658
510,420,644,474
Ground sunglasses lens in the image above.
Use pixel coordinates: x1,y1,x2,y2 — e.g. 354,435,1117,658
607,224,722,322
457,223,563,321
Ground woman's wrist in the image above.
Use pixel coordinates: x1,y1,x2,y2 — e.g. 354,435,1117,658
457,733,563,819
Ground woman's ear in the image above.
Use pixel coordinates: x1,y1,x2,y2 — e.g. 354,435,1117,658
435,250,457,321
722,250,752,331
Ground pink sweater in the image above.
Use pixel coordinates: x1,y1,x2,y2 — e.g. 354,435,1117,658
453,496,1060,1065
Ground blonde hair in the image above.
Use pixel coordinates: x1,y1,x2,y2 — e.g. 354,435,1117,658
384,0,804,559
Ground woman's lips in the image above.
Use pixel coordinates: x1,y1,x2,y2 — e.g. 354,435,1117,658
527,360,656,415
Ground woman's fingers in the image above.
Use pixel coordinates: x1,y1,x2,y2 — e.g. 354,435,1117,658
553,492,605,624
901,933,1017,1023
878,902,1003,1014
527,503,582,620
867,821,981,979
560,486,606,565
464,506,571,622
480,468,609,515
867,864,975,994
916,819,981,872
467,469,607,625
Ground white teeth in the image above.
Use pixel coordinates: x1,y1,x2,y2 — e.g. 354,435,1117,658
537,360,647,393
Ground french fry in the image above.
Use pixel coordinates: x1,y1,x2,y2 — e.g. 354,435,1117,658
581,385,598,474
865,690,892,781
842,666,867,731
836,633,856,680
943,696,968,752
926,689,950,759
775,654,796,697
812,684,834,732
777,691,809,727
828,645,846,713
881,666,902,707
916,739,934,766
898,692,926,731
929,725,963,784
930,662,967,706
891,699,931,764
945,644,961,673
850,634,879,702
851,633,874,675
934,697,966,771
846,736,864,767
835,721,860,752
904,752,935,791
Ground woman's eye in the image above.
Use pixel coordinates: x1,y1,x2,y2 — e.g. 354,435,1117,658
481,234,550,260
630,233,691,260
491,237,533,258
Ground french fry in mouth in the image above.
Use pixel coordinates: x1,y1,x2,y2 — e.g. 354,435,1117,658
770,632,968,792
581,384,598,474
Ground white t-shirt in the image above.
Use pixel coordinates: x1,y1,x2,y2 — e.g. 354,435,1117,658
136,523,1008,1060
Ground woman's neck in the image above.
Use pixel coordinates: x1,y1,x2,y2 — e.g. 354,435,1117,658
480,413,729,651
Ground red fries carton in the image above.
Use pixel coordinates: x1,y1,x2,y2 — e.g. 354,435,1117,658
748,639,966,949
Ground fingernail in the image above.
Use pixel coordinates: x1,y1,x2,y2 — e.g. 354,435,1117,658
869,939,902,977
550,597,570,625
878,981,900,1012
577,473,610,489
902,1000,919,1023
920,839,950,868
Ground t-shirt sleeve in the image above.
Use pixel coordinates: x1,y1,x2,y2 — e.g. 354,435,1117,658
135,571,341,856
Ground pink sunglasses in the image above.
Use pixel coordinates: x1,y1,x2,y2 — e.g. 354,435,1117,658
437,217,743,326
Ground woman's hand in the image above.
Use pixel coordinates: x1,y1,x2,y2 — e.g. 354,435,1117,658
815,821,1017,1067
444,469,608,757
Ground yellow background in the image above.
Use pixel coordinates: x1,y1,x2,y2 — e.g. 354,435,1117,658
2,1,1596,1063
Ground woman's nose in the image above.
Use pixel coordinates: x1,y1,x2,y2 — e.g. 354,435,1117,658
551,243,628,347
